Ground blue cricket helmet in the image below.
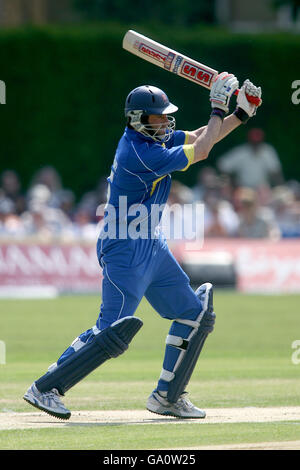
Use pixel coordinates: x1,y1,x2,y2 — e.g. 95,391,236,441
124,85,178,116
124,85,178,142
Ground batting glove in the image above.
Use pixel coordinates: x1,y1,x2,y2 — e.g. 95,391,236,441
234,79,262,124
210,72,239,119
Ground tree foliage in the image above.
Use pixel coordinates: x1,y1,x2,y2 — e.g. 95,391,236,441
73,0,215,26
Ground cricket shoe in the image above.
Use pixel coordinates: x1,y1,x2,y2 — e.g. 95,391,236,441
147,391,206,419
23,383,71,420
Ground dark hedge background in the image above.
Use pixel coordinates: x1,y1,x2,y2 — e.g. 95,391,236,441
0,23,299,198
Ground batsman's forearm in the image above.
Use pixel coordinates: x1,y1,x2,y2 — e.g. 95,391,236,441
214,113,242,143
192,116,223,163
188,113,242,145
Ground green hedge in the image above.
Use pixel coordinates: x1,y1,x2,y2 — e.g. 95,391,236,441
0,23,299,198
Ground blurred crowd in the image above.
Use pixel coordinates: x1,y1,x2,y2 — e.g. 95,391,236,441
1,128,300,242
0,165,108,242
168,128,300,240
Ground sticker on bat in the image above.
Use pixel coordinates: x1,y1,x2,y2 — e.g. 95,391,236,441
138,43,167,64
181,61,214,86
164,52,175,71
173,55,183,74
0,80,6,104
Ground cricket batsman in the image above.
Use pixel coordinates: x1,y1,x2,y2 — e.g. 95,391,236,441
24,73,261,419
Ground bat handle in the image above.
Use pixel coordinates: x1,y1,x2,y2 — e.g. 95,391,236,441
234,88,262,106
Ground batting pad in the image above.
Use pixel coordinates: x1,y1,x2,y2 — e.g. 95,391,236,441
166,310,215,403
35,316,143,395
166,283,216,403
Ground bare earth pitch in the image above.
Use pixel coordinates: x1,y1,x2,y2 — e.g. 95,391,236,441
1,406,300,430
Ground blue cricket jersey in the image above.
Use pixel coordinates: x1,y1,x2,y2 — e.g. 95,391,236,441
99,127,194,242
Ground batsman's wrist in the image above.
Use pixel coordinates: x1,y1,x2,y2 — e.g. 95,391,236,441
234,107,250,124
210,108,226,121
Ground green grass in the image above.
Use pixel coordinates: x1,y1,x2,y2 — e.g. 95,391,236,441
1,292,300,449
1,422,300,450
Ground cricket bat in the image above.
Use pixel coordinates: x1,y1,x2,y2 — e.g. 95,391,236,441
122,30,261,106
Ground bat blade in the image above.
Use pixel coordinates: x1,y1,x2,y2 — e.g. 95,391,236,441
122,30,217,90
122,30,261,106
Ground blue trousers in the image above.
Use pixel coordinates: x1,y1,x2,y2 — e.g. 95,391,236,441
57,236,203,392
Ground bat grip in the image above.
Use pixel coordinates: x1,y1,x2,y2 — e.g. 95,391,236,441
234,89,261,106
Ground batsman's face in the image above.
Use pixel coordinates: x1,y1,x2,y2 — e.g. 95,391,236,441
148,114,169,135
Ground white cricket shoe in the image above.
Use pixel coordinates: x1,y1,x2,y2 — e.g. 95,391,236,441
23,383,71,420
147,391,206,419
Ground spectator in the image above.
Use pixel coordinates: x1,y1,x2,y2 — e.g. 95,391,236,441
286,180,300,203
0,195,25,237
192,166,219,202
217,129,284,199
218,173,235,204
0,169,26,215
21,184,73,240
203,187,239,238
26,183,52,209
270,185,300,238
57,189,76,220
77,177,108,222
168,180,194,205
235,187,280,239
162,180,194,240
72,207,99,241
30,165,75,210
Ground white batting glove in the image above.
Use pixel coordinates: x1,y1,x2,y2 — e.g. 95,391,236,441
234,79,262,123
210,72,239,114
